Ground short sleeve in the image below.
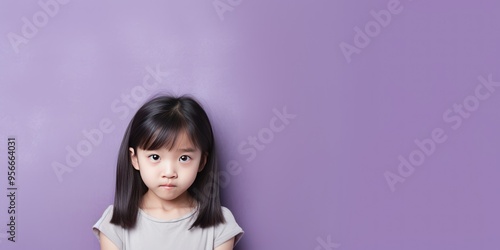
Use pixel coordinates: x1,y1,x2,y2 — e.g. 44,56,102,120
92,205,124,249
214,207,244,247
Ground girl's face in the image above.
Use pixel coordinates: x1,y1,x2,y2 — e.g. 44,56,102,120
129,131,205,204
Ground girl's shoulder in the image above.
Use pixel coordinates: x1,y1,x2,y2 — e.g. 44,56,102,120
97,205,114,222
95,205,114,222
220,206,237,222
215,207,244,246
92,205,125,249
93,205,117,231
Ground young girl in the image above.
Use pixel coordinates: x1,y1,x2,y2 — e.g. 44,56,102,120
93,95,243,250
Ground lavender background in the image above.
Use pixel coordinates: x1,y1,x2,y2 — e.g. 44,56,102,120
1,0,500,249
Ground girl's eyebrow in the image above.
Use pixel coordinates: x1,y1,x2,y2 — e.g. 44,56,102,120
177,147,197,152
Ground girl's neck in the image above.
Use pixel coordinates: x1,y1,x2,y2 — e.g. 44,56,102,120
140,190,196,212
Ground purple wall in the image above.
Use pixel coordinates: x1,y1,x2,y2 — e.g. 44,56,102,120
1,0,500,249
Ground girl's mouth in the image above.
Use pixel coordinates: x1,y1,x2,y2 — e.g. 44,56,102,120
160,184,176,189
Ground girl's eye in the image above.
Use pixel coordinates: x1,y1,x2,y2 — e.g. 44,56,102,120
179,155,191,162
149,154,160,161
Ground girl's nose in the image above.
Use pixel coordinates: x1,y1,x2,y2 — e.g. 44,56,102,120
161,162,177,178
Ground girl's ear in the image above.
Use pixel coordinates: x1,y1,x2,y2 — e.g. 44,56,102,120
198,153,208,172
129,147,140,170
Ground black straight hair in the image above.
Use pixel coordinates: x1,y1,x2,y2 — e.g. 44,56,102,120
110,95,225,229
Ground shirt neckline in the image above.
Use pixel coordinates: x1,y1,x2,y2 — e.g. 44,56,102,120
138,206,198,223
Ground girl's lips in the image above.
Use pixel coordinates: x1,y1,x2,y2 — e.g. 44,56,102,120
160,184,176,189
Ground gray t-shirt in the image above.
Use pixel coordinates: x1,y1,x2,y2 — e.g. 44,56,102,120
93,205,243,250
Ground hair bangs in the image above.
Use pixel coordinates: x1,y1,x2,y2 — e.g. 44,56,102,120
136,114,199,151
